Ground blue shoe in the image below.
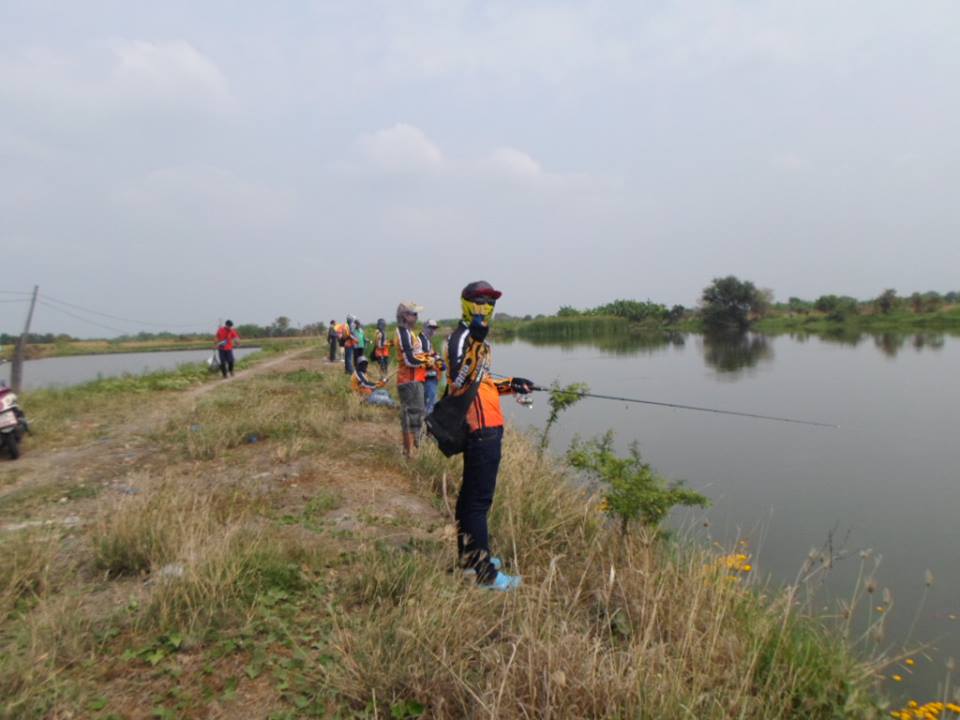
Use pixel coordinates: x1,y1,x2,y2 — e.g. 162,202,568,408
481,571,522,592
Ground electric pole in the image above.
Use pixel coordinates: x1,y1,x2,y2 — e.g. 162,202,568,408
10,285,39,394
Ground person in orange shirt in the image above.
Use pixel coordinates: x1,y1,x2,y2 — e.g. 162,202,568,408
443,281,534,591
395,301,427,457
214,320,240,379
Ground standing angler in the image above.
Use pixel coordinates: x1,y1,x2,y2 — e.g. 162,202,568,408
445,281,534,591
419,319,442,415
395,301,428,458
326,319,338,363
373,318,390,378
215,320,240,379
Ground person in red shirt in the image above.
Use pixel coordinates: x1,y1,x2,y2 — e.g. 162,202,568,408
215,320,240,378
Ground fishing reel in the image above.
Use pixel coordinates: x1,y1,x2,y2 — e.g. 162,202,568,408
515,394,534,409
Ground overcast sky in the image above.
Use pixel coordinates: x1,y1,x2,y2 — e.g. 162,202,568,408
2,0,959,336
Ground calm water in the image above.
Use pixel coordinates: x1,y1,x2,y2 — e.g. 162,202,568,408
0,347,259,391
494,330,960,701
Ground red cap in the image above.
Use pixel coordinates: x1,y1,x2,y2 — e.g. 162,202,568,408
461,280,502,301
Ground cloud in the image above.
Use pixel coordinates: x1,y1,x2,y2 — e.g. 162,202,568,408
114,165,294,231
357,123,444,173
487,147,542,178
110,41,232,109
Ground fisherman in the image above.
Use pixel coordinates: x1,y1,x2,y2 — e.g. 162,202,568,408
214,320,240,379
419,319,443,415
351,356,394,406
352,318,366,369
341,314,356,375
444,281,534,591
372,318,390,377
395,301,428,458
326,319,338,363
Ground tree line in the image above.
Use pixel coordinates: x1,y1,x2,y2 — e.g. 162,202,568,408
550,277,960,334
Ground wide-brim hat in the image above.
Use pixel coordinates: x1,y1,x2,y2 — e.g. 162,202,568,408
397,301,424,315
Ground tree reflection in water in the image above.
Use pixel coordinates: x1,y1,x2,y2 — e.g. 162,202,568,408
701,332,774,375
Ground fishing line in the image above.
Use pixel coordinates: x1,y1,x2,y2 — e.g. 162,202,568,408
490,373,836,428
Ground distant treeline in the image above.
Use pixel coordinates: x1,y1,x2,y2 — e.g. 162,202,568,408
512,278,960,335
0,316,328,345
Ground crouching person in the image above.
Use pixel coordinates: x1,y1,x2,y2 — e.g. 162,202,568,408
351,356,394,407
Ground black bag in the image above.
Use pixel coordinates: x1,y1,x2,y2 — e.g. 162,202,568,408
425,379,481,457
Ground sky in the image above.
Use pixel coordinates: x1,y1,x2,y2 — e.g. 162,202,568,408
2,0,959,337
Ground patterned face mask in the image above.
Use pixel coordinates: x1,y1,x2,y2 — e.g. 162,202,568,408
461,298,495,326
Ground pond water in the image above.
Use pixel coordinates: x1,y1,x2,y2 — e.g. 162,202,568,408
0,347,260,391
493,330,960,702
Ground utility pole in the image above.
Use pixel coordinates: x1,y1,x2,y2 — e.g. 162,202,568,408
10,285,39,394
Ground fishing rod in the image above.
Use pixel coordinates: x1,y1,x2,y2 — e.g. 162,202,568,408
489,373,836,428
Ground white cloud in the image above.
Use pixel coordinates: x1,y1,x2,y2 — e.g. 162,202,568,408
114,165,294,230
487,147,542,178
357,123,444,174
110,41,231,109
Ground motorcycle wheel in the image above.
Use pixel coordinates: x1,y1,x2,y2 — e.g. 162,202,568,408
4,433,19,460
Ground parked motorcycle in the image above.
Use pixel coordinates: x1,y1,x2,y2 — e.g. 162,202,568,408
0,382,28,460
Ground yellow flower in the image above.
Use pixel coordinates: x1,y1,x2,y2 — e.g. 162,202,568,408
906,658,916,666
892,674,903,682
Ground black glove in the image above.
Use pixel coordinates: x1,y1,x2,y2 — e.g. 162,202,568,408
510,377,534,394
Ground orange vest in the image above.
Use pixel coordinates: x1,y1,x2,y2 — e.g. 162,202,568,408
396,328,427,385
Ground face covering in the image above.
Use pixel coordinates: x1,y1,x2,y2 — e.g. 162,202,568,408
461,298,495,326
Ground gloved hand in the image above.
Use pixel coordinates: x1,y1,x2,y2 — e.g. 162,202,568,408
469,315,489,342
510,377,534,394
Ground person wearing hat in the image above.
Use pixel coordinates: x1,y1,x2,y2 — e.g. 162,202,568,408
395,301,428,457
419,319,443,415
443,281,534,591
373,318,391,378
214,320,240,379
326,319,338,363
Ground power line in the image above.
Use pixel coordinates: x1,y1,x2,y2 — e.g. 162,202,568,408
0,290,32,295
40,293,202,329
0,299,29,304
36,300,143,335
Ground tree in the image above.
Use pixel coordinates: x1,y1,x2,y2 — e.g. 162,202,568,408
814,295,859,320
271,316,291,336
700,276,765,331
666,305,686,324
557,306,581,317
874,289,898,315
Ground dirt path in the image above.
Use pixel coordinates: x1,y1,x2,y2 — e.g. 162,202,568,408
0,350,310,511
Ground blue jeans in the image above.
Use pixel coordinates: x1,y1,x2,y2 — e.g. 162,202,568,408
424,377,438,415
344,347,354,375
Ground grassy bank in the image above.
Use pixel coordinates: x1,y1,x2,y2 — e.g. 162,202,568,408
0,335,313,362
0,350,889,718
755,306,960,334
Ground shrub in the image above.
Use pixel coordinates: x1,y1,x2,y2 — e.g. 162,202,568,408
567,432,709,535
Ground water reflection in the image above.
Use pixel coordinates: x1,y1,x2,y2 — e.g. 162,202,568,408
701,332,774,375
506,327,686,355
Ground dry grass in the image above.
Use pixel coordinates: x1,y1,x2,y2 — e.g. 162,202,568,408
0,352,882,719
330,438,881,719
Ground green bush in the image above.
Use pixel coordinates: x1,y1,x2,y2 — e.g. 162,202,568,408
567,432,709,534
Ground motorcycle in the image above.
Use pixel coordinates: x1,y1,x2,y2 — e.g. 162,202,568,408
0,383,28,460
